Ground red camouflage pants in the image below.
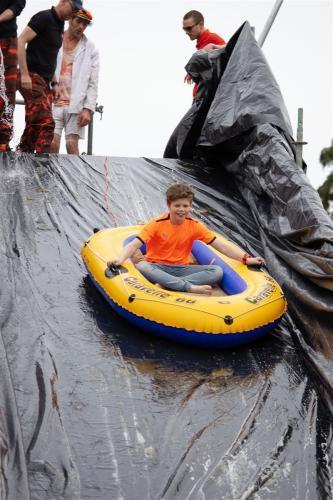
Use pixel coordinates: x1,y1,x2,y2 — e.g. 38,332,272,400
17,72,55,153
0,37,18,150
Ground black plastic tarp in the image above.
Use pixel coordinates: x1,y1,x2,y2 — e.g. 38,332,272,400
1,20,333,500
165,22,333,396
0,153,333,500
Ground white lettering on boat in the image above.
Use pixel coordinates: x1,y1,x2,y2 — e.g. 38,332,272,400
245,278,277,304
124,276,171,299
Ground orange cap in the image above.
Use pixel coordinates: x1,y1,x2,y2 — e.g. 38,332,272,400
75,9,93,23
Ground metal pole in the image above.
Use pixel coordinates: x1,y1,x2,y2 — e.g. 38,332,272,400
87,113,93,155
258,0,284,47
86,104,103,155
295,107,307,168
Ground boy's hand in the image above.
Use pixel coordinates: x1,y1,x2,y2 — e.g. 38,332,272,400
107,259,122,269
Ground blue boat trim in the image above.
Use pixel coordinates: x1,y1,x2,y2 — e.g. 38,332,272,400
86,268,280,348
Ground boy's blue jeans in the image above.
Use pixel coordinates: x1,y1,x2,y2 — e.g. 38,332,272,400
136,261,223,292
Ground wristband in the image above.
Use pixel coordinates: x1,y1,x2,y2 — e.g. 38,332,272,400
242,253,251,265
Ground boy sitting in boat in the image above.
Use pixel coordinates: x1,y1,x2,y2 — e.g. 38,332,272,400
108,183,264,295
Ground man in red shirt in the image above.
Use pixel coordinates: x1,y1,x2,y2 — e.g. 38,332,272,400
182,10,225,99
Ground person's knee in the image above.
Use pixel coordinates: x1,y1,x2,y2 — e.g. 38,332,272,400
211,265,223,282
136,261,159,281
50,133,61,153
136,261,151,273
65,134,79,154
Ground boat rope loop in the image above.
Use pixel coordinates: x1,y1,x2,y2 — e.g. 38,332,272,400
85,241,134,299
120,293,285,324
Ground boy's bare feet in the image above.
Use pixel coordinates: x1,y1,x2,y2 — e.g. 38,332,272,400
189,284,213,295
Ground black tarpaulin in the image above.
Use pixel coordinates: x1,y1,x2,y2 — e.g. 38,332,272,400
0,153,333,499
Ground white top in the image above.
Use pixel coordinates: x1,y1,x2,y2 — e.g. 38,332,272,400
55,34,100,114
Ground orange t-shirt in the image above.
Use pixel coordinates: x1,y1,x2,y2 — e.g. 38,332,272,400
137,213,216,265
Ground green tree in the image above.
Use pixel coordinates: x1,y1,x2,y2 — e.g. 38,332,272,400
318,142,333,211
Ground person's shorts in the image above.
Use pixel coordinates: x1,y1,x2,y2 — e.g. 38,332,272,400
52,105,85,140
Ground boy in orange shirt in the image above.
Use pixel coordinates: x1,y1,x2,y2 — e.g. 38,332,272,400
109,183,264,295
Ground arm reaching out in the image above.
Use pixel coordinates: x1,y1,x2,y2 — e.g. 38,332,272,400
0,0,25,22
18,26,37,91
107,237,143,267
200,43,225,53
0,9,15,23
210,238,265,266
184,73,193,85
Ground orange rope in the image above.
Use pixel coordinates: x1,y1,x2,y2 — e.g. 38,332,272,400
103,156,118,227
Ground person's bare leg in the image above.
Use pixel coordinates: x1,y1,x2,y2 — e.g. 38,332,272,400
66,134,80,155
188,284,213,295
50,133,61,153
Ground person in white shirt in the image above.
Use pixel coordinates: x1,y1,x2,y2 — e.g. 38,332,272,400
50,8,99,154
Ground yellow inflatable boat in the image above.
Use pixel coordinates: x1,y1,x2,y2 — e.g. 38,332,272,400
81,226,287,348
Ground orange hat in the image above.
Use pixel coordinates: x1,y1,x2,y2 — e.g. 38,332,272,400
75,9,93,23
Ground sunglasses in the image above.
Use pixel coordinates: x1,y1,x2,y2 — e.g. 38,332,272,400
182,23,198,32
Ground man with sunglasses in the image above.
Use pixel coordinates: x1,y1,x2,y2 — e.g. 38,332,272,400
183,10,225,100
17,0,83,153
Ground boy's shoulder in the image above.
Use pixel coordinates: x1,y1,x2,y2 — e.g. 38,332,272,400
154,212,170,223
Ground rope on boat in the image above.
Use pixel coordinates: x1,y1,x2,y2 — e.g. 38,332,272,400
103,156,118,228
84,241,285,326
127,293,285,324
84,241,133,298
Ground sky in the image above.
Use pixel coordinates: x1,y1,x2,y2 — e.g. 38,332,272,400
13,0,333,189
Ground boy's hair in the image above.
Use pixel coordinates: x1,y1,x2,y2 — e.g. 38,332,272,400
183,10,204,24
166,183,194,204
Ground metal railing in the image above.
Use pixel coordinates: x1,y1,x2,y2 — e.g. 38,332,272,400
258,0,284,48
87,104,104,154
294,107,307,168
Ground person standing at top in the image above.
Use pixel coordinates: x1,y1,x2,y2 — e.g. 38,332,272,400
182,10,226,100
17,0,82,154
50,8,99,155
0,0,26,152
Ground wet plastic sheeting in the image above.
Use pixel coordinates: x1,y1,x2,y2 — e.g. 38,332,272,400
0,153,333,499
